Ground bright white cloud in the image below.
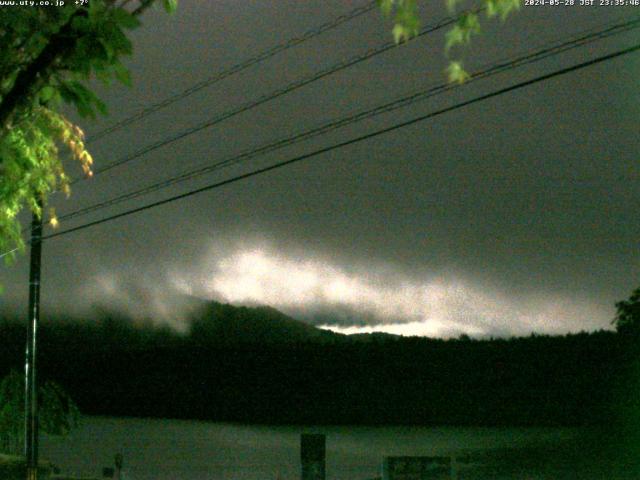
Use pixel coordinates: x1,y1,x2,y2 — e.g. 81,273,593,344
170,246,612,338
206,249,432,320
318,321,487,338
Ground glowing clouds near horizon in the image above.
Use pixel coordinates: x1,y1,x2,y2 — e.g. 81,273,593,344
185,247,611,338
208,249,437,322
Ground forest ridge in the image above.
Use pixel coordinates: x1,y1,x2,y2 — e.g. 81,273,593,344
0,300,638,428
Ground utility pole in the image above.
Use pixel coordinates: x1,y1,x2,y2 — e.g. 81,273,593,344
300,434,325,480
25,206,43,480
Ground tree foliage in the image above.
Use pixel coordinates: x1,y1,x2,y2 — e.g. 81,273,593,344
613,287,640,337
0,0,176,262
378,0,521,82
0,370,79,455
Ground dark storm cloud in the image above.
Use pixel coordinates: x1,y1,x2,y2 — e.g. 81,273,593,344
1,1,638,337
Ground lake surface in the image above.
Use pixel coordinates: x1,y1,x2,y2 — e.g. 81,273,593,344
39,416,631,479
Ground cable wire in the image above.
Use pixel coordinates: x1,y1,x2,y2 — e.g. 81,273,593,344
42,43,640,242
87,1,378,143
0,247,21,261
74,12,462,182
56,15,640,224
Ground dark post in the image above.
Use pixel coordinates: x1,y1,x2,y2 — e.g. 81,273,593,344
300,434,325,480
25,208,43,480
114,453,123,480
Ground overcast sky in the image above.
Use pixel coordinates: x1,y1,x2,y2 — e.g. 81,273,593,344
1,0,638,337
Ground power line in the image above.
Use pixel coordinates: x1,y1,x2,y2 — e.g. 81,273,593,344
43,43,640,242
0,247,21,261
56,15,640,224
75,12,461,181
87,1,378,143
7,2,580,249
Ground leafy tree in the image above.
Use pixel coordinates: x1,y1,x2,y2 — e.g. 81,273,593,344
378,0,521,82
613,287,640,336
0,370,79,455
0,0,177,262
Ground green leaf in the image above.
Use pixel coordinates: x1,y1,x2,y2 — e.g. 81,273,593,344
88,0,107,24
162,0,178,14
446,61,470,84
87,37,110,62
94,96,108,116
112,8,140,29
486,0,521,20
102,22,133,56
485,0,499,17
446,0,461,12
98,37,115,60
393,24,408,44
71,15,91,34
445,13,480,52
58,82,78,104
392,0,420,43
460,12,481,33
67,37,94,75
58,81,107,118
499,0,521,20
113,62,132,87
378,0,394,16
39,86,55,103
445,25,464,53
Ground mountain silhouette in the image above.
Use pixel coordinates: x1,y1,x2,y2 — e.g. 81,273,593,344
187,301,343,345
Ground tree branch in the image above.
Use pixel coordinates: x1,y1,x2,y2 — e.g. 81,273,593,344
0,10,85,132
0,0,157,132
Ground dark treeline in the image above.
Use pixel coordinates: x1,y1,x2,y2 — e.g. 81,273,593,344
1,301,638,428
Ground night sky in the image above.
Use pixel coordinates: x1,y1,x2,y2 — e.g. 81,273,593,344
1,1,638,337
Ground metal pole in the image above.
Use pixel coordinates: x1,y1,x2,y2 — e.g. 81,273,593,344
300,434,325,480
25,207,43,480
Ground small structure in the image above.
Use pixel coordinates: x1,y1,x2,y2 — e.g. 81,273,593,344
102,453,123,479
300,434,326,480
382,456,452,480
